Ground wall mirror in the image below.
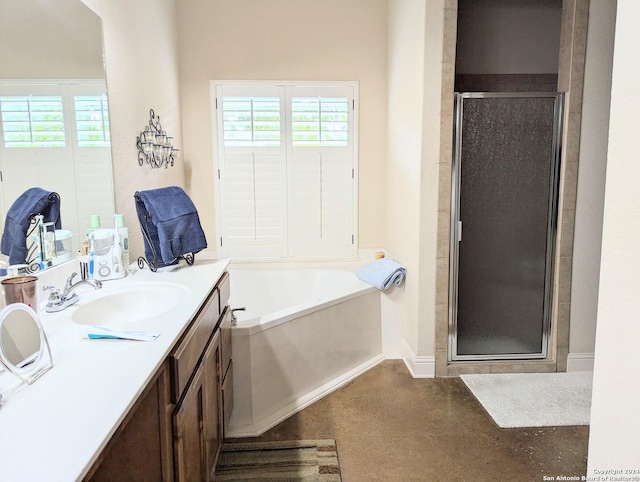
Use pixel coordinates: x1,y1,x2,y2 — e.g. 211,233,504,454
0,303,53,386
0,0,115,271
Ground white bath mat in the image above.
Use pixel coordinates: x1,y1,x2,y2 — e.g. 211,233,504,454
460,371,593,428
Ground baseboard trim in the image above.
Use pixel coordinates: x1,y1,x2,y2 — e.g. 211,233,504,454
401,338,435,378
226,353,386,438
567,352,595,372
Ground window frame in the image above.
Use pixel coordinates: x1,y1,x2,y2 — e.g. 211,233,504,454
211,80,359,261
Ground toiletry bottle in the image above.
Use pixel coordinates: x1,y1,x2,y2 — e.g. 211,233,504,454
112,230,124,276
114,214,130,266
86,214,101,236
88,234,95,280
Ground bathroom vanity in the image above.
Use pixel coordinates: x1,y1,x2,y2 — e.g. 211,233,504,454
0,258,231,481
86,270,232,481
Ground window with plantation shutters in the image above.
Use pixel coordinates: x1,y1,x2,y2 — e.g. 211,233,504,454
74,94,110,147
0,95,66,148
212,82,358,260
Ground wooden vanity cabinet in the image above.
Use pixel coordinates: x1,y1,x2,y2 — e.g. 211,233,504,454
171,274,228,481
86,271,232,482
173,330,221,482
84,361,173,482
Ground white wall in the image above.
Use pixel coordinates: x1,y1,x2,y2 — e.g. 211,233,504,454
456,0,562,74
386,0,443,364
386,0,426,356
0,0,104,79
176,0,388,251
587,0,640,472
568,1,616,364
81,0,185,260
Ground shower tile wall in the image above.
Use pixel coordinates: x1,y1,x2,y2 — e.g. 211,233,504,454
434,1,458,376
553,0,589,373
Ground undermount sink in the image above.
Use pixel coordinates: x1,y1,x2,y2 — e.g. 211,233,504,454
71,282,190,326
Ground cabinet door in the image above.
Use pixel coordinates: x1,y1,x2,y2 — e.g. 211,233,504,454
222,360,234,434
173,362,206,482
203,330,222,479
86,363,173,481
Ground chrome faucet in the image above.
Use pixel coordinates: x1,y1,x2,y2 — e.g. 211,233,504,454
230,307,246,326
43,272,102,313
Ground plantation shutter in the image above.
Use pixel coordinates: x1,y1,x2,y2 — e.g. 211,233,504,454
74,94,110,147
216,85,286,258
221,153,285,258
67,83,115,238
0,95,65,148
0,83,73,237
215,82,356,259
288,86,354,258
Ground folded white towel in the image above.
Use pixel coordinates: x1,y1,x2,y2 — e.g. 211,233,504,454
356,258,407,291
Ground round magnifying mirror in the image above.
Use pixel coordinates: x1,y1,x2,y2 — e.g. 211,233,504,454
0,303,52,384
0,304,41,367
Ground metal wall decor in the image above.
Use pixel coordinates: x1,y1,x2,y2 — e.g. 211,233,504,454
135,109,180,169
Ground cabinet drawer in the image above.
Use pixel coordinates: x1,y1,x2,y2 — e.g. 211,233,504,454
220,306,232,379
222,360,233,434
217,271,230,317
170,289,218,402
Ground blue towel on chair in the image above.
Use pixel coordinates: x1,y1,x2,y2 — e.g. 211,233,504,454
1,188,61,265
134,186,207,267
356,258,407,291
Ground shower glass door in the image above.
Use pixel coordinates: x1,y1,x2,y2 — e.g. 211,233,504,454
449,92,563,361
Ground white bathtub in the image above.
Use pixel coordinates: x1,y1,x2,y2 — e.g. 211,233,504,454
227,266,383,437
229,268,375,333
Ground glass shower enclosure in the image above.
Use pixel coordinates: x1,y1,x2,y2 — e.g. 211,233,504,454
449,92,564,361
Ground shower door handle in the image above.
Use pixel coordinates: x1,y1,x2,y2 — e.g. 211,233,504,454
458,221,463,242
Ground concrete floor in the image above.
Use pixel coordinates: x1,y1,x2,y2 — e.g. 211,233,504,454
230,360,589,481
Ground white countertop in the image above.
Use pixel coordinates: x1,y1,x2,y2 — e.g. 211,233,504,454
0,258,229,482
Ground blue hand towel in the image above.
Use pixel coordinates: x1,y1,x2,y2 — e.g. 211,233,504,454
1,188,61,265
356,258,407,291
134,186,207,267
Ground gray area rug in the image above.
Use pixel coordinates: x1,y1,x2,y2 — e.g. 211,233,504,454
460,371,593,428
214,439,341,481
